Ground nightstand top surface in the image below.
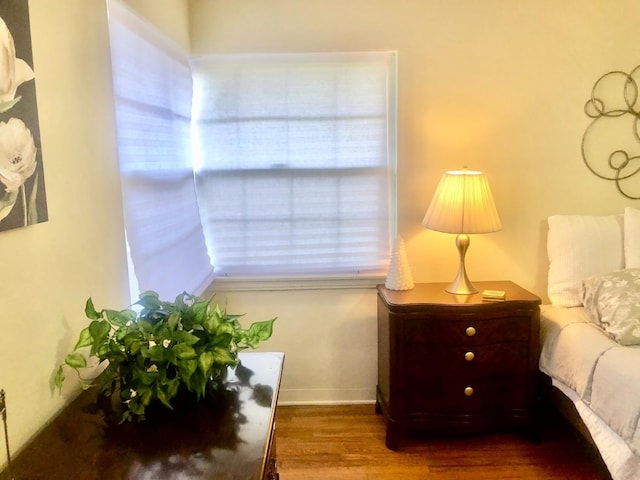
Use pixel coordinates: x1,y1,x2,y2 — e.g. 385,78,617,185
377,281,540,309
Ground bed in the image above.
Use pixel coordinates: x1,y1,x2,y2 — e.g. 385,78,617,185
540,208,640,480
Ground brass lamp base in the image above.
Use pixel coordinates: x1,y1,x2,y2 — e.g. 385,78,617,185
446,233,478,295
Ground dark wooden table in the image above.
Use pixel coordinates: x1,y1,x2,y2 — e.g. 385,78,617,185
1,352,284,480
376,281,540,450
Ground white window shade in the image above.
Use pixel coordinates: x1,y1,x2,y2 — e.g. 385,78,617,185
108,1,214,300
191,52,397,277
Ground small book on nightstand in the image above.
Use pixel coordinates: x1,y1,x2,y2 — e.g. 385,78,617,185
482,289,506,302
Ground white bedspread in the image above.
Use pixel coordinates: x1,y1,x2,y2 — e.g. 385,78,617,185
539,305,640,480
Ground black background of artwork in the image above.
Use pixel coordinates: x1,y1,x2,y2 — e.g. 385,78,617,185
0,0,48,231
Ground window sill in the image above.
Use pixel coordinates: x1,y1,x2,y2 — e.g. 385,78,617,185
207,274,386,292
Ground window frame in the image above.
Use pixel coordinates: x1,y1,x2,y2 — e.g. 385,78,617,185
192,51,399,288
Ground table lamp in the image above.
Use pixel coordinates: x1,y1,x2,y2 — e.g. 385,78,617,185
422,169,502,294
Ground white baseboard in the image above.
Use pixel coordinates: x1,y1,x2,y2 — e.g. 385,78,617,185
277,387,376,406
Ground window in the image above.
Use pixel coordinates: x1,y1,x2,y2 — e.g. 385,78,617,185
108,1,214,300
191,52,397,278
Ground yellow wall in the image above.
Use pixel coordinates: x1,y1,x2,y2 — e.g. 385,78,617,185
123,0,191,50
0,0,130,468
189,0,637,290
189,0,639,404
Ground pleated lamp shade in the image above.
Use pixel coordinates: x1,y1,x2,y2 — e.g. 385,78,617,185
422,170,502,234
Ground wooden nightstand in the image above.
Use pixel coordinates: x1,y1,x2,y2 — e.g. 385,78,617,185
376,281,541,450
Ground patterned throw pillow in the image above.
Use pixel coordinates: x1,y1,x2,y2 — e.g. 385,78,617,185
581,268,640,346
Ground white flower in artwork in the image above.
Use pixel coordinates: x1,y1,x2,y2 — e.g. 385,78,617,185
0,16,35,113
0,117,37,193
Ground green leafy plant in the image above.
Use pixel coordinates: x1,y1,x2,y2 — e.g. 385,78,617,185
55,290,276,423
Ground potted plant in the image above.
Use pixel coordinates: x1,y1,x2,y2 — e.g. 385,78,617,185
55,290,276,423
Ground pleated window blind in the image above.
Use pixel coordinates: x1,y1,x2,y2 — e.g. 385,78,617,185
191,52,397,277
108,1,214,300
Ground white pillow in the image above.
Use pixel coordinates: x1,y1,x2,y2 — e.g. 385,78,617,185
624,207,640,268
547,214,624,307
581,268,640,345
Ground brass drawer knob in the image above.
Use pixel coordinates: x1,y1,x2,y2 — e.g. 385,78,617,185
465,326,476,337
464,386,474,396
464,351,475,361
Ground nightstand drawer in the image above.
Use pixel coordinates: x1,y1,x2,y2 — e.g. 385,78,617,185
401,314,531,346
405,342,528,379
405,376,528,414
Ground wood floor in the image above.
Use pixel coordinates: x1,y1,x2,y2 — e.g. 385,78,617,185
275,404,612,480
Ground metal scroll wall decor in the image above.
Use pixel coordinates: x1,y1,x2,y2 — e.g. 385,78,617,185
582,65,640,199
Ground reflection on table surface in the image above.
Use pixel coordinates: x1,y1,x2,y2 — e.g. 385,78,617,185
0,351,284,480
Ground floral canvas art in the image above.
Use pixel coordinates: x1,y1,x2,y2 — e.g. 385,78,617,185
0,0,47,231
